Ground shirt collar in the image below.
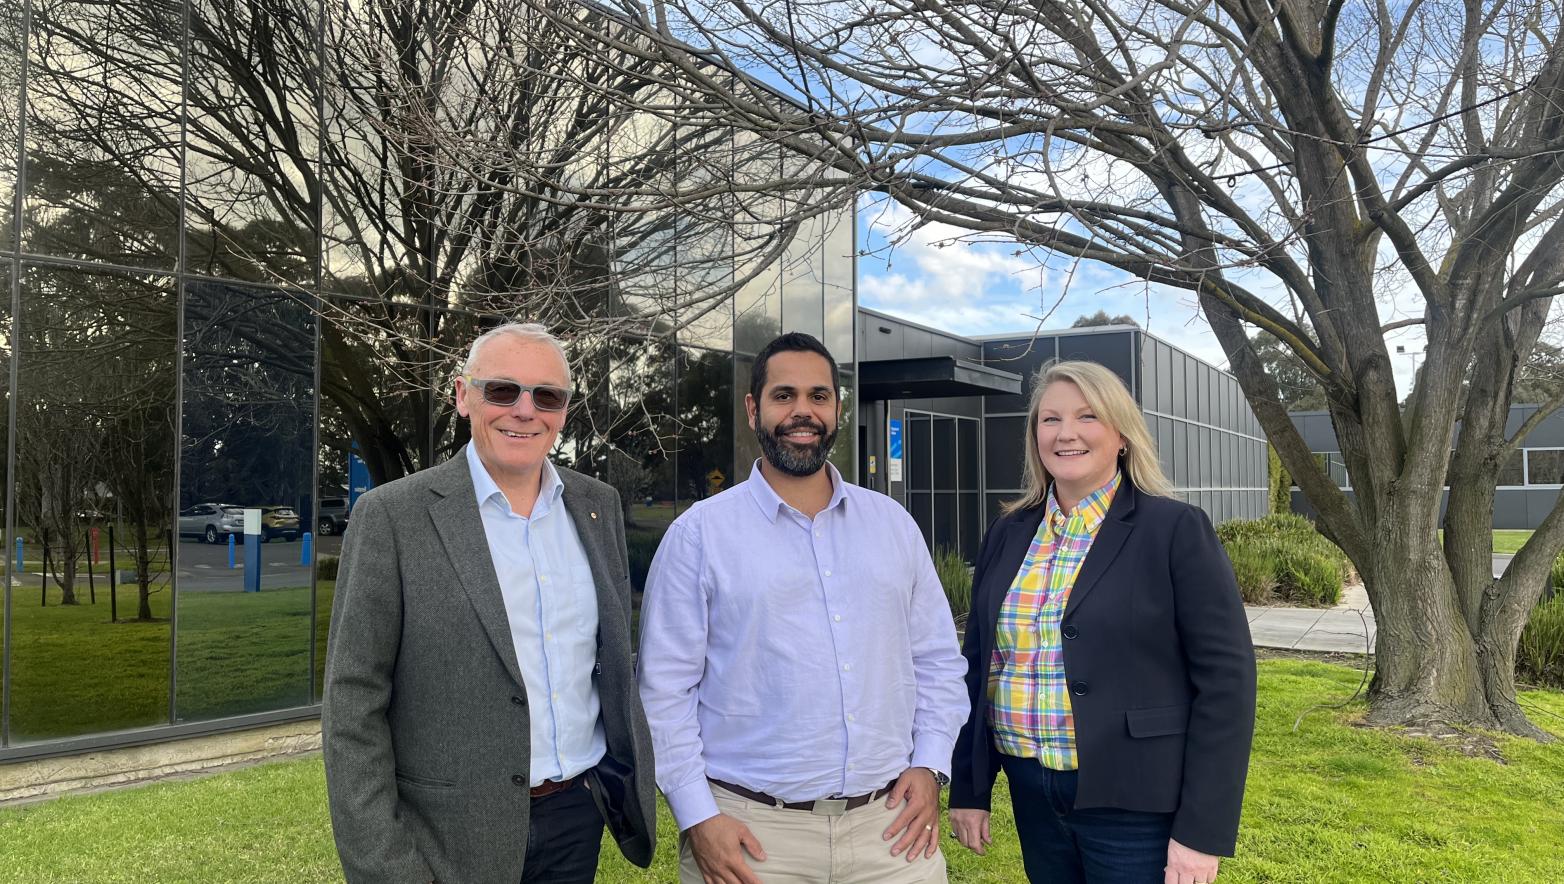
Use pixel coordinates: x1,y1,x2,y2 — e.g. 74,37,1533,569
465,442,563,518
744,458,849,523
1045,471,1121,534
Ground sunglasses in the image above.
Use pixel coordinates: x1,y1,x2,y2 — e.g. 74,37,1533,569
463,376,571,411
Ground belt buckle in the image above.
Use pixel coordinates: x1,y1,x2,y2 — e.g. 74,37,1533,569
811,797,849,816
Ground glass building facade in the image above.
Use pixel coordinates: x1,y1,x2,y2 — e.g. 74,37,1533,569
0,2,854,758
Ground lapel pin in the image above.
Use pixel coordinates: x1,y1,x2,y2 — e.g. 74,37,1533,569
590,511,598,520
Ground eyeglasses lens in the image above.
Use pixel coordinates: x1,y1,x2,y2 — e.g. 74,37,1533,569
477,381,567,411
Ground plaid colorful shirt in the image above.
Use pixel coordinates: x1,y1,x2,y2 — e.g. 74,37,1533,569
987,472,1121,769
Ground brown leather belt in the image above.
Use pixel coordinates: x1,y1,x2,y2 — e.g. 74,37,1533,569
529,774,582,800
710,778,895,815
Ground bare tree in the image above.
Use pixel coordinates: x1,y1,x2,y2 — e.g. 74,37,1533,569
582,0,1564,737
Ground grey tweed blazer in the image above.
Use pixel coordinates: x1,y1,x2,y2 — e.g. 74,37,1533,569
323,449,656,884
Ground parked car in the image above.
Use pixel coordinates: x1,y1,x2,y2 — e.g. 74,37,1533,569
261,506,300,542
178,503,245,544
317,497,351,536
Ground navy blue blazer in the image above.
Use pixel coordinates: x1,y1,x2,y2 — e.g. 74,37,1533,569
949,478,1256,857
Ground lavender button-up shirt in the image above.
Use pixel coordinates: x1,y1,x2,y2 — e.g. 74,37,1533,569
638,461,968,831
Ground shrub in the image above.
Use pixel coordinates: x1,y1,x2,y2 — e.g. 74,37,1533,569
626,531,661,592
315,555,339,582
934,546,972,625
1549,551,1564,601
1216,514,1348,607
1225,539,1278,604
1518,594,1564,688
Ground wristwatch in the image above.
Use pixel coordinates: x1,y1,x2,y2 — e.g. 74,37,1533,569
924,767,950,788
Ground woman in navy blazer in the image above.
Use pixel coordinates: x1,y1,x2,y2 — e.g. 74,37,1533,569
949,361,1256,884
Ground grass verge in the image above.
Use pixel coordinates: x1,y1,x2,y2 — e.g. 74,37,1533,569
1,661,1561,882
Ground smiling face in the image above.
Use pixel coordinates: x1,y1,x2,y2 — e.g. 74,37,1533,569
1035,379,1125,505
455,335,569,486
746,349,839,477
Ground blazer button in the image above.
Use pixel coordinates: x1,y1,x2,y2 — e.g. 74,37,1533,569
592,662,602,676
1061,625,1079,640
512,774,527,786
511,695,526,706
1070,681,1089,696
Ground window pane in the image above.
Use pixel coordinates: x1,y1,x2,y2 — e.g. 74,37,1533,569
0,5,18,251
1525,450,1560,485
907,413,931,491
933,418,956,491
958,419,979,491
985,415,1025,490
828,371,856,483
177,281,316,722
10,264,176,742
563,336,675,593
733,139,782,354
780,209,825,340
676,122,736,351
823,205,854,366
183,0,319,283
677,347,734,511
24,0,182,268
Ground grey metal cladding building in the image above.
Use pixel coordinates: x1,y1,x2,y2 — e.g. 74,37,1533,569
1290,405,1564,529
854,308,1270,561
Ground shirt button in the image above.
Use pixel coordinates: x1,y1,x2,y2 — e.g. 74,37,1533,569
848,713,856,722
511,695,526,706
815,531,822,538
842,663,851,672
824,569,832,577
833,615,842,622
552,692,559,700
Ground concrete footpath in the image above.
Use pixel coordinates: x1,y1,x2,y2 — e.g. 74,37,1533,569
1246,554,1512,653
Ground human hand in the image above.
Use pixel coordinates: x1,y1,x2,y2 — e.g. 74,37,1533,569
1163,837,1220,884
687,813,766,884
948,808,992,855
881,767,941,861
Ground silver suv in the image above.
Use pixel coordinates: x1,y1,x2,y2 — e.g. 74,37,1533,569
178,503,245,544
318,497,351,536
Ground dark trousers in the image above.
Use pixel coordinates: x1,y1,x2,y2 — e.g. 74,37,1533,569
1000,753,1174,884
519,779,605,884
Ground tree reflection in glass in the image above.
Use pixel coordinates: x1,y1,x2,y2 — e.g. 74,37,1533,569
176,281,315,722
10,265,176,742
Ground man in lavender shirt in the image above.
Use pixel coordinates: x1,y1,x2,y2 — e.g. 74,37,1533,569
639,332,969,884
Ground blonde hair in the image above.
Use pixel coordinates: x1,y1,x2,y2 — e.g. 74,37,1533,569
1003,360,1174,515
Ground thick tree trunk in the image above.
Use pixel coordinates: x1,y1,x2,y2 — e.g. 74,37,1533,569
1362,541,1494,728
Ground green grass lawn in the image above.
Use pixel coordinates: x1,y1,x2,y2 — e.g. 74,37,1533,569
1492,530,1535,555
2,580,336,742
1,660,1561,882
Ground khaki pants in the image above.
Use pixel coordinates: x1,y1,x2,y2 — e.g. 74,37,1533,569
679,783,949,884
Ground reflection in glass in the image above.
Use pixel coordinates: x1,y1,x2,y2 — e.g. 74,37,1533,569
676,347,734,512
319,295,446,487
10,265,176,742
184,0,319,284
1,6,19,251
676,123,736,351
177,281,315,722
734,356,760,484
24,0,182,268
829,372,856,483
822,205,855,366
734,139,783,354
564,336,676,592
0,262,8,744
780,209,825,340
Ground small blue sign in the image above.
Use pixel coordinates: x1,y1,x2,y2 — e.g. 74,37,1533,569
888,420,903,459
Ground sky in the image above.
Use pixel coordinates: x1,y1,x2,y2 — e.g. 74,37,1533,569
855,196,1230,366
854,196,1435,395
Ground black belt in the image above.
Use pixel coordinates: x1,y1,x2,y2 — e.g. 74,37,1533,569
709,778,894,815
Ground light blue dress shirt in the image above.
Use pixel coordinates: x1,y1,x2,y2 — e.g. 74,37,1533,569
466,443,605,786
638,460,969,831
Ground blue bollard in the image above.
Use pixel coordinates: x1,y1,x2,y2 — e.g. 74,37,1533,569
300,532,312,566
228,533,236,569
14,537,22,571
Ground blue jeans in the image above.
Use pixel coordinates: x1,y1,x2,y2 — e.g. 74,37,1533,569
519,779,605,884
1000,754,1174,884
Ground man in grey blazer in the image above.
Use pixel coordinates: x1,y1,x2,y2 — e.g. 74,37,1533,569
323,322,656,884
